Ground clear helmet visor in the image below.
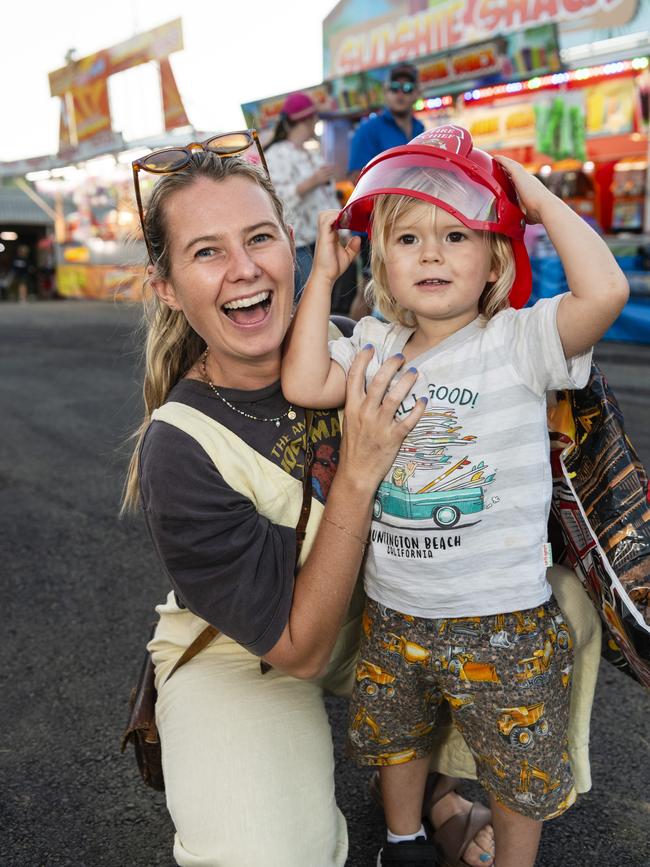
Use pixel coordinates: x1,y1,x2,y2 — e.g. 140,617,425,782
339,153,499,232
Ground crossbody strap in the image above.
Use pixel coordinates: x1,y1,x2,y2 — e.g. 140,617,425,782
295,409,314,565
164,408,315,684
163,624,220,685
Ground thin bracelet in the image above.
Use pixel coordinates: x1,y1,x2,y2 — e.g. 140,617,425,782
322,515,368,549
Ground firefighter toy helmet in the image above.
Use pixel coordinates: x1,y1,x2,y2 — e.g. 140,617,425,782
336,124,531,308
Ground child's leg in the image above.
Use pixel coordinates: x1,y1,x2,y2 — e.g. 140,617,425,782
346,599,444,856
380,755,432,835
489,798,542,867
439,601,576,865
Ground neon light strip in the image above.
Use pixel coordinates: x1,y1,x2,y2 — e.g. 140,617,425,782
461,57,649,104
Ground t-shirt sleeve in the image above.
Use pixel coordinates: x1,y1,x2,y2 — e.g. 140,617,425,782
328,315,388,374
503,294,592,396
140,421,296,656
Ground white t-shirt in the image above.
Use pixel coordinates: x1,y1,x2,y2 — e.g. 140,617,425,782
329,295,592,618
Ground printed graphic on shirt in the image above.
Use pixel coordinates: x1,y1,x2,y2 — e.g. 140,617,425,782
270,409,341,504
372,404,497,558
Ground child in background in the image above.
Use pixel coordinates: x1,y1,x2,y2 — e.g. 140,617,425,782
282,125,629,867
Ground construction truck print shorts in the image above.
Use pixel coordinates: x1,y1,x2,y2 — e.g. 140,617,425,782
348,597,577,821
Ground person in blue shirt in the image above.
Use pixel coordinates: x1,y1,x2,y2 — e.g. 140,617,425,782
347,63,426,318
348,62,425,181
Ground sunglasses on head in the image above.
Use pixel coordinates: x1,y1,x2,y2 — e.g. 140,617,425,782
132,129,269,263
388,81,416,94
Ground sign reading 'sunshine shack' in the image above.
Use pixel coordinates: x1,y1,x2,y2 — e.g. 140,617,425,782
324,0,641,78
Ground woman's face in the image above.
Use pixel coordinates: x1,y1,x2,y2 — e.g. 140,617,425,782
152,175,294,384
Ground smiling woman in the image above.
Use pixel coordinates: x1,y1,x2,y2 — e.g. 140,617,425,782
119,149,447,866
146,174,295,388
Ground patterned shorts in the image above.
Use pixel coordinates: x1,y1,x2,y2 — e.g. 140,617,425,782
348,597,576,821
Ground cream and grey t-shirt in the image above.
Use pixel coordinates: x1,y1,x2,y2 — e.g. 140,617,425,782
329,295,592,618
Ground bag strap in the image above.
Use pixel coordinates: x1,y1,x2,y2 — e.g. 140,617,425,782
163,623,220,686
261,409,314,675
165,408,316,684
295,409,314,565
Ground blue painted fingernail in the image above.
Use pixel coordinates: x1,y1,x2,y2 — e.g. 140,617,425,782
419,396,428,403
479,855,491,863
392,352,405,360
407,367,417,374
363,343,374,350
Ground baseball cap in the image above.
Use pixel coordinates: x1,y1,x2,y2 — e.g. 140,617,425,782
387,63,419,85
281,92,317,122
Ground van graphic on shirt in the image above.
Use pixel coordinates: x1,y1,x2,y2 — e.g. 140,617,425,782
373,481,484,528
373,406,496,528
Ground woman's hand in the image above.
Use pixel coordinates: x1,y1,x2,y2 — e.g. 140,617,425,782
310,209,361,284
494,154,553,225
337,348,427,494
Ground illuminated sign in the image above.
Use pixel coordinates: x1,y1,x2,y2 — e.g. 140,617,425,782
325,0,635,77
48,19,188,152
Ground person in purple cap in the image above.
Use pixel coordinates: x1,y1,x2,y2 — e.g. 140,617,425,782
265,91,339,299
283,124,628,867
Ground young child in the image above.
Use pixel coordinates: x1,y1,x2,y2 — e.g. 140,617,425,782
282,125,629,867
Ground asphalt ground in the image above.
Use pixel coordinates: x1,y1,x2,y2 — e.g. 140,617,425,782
1,301,649,867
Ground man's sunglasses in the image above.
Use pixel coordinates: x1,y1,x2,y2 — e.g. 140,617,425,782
388,81,416,94
131,129,269,263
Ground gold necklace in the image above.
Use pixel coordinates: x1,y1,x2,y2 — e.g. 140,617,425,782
200,349,297,428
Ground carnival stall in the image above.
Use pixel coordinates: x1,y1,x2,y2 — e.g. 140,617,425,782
305,0,650,341
0,19,191,301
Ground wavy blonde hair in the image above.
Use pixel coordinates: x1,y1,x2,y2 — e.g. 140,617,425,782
121,153,290,513
366,194,515,327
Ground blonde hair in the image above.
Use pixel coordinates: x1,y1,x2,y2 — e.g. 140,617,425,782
367,194,515,327
121,153,290,513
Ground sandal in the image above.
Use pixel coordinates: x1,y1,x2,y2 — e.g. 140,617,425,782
369,772,493,867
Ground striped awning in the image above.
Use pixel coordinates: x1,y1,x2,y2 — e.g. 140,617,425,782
0,187,54,226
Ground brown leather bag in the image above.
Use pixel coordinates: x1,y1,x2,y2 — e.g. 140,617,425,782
120,624,219,791
121,410,314,790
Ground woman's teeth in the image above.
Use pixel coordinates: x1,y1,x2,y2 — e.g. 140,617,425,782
223,290,271,310
419,279,449,285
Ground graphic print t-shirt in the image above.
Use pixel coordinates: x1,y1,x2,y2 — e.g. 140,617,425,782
329,295,592,618
139,378,341,655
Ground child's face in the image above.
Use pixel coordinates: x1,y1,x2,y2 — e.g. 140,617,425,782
383,201,498,326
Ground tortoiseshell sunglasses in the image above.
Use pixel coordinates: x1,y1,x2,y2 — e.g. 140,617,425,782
132,129,269,262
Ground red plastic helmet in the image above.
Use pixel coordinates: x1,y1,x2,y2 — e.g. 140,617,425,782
336,124,531,308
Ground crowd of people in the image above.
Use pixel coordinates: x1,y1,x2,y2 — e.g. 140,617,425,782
121,62,631,867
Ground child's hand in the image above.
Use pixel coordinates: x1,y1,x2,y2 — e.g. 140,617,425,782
311,210,361,284
493,155,552,225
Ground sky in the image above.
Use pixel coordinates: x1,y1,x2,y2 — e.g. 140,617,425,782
0,0,337,162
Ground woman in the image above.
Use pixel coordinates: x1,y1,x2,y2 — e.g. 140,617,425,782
265,91,339,298
123,147,599,867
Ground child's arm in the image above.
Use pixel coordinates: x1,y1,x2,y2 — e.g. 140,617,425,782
282,210,361,408
495,156,630,359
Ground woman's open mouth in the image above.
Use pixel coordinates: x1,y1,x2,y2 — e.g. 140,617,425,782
417,278,450,287
222,290,273,326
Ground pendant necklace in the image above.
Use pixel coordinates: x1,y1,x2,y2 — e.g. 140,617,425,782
200,349,297,428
